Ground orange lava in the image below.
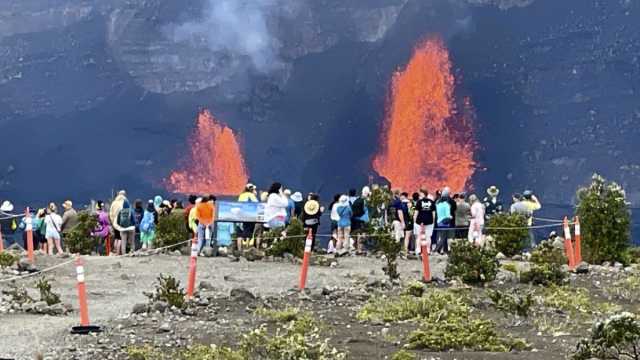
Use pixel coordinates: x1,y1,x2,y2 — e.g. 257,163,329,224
167,109,249,195
372,37,476,193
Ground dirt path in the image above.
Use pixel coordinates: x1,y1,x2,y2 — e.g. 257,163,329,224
0,253,447,359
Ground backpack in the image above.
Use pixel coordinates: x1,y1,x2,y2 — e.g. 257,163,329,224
118,208,133,228
436,200,452,225
351,198,365,218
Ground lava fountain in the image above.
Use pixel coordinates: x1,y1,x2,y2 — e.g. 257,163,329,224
372,37,477,193
167,109,249,195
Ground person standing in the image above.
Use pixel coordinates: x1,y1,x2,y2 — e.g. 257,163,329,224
109,190,127,254
413,189,436,256
328,194,341,254
195,195,216,253
44,203,64,255
60,200,79,236
483,186,503,219
468,194,485,244
435,188,456,255
284,189,295,226
454,194,471,240
116,200,136,254
291,192,304,219
132,199,145,251
237,184,258,251
301,193,323,250
350,186,371,253
140,200,157,250
92,201,111,254
522,190,542,246
336,195,352,252
264,183,289,230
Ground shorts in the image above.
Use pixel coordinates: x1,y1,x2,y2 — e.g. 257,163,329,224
45,228,60,240
236,222,255,238
351,219,365,232
331,220,338,232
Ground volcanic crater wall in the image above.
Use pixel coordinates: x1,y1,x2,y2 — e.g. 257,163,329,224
0,0,639,216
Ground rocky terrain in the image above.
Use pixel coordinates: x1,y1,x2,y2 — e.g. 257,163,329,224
1,248,640,359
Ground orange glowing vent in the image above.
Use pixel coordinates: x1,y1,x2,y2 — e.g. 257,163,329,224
373,37,476,193
167,109,249,195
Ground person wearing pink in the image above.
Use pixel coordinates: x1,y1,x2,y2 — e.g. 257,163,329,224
468,194,485,245
92,201,111,254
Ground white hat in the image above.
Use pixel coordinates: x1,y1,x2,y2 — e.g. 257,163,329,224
362,186,371,197
291,192,303,202
0,201,14,212
284,189,292,196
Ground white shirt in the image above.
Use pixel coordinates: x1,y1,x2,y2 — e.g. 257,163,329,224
45,213,63,233
470,202,485,226
264,193,289,222
330,203,340,221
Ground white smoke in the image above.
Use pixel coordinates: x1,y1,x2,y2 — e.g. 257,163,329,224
166,0,284,74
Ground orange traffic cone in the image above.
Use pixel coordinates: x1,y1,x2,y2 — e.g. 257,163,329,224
563,217,576,270
574,216,582,265
70,256,101,334
420,225,431,282
298,229,313,290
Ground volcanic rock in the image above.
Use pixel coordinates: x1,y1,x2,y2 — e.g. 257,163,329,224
229,288,256,302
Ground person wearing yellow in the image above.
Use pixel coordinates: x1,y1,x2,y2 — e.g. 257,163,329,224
236,183,258,251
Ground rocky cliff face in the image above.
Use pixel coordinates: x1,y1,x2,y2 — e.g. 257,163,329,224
0,0,639,218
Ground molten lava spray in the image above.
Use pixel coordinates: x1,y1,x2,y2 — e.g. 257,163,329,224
167,109,249,195
373,37,476,192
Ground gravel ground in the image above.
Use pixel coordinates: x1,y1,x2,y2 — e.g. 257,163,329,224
0,253,448,360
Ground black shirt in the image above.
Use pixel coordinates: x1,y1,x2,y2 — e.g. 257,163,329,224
415,198,436,225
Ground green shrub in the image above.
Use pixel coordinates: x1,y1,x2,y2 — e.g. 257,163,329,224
146,274,186,309
391,350,417,360
531,240,567,267
65,211,99,255
369,185,393,223
445,241,499,285
155,213,191,250
375,227,402,280
36,278,60,306
520,263,567,286
501,263,518,273
576,174,631,264
357,289,471,323
181,345,244,360
487,289,533,318
255,307,302,323
622,247,640,265
572,312,640,360
407,317,529,352
402,281,426,297
127,345,164,360
0,252,18,268
486,213,529,257
265,218,305,258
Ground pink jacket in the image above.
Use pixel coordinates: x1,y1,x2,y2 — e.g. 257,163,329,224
92,210,111,238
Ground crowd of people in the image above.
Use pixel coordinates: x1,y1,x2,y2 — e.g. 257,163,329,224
0,182,542,257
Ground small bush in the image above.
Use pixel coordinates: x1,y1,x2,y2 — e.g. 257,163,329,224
65,211,99,254
445,241,499,285
531,240,567,267
538,286,619,316
402,281,426,297
155,213,191,250
577,174,631,264
572,312,640,360
127,345,164,360
520,263,567,286
391,350,417,360
501,263,518,273
265,218,305,258
487,289,533,318
255,307,302,323
146,274,186,309
0,252,18,268
375,227,402,280
486,213,529,257
181,345,244,360
36,278,60,306
357,289,471,323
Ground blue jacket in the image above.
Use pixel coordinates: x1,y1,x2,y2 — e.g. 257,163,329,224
336,204,352,228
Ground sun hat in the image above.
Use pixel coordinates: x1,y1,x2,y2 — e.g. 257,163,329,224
291,192,303,202
304,200,320,216
246,183,256,191
0,200,14,212
339,195,349,203
362,186,371,197
487,186,500,197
